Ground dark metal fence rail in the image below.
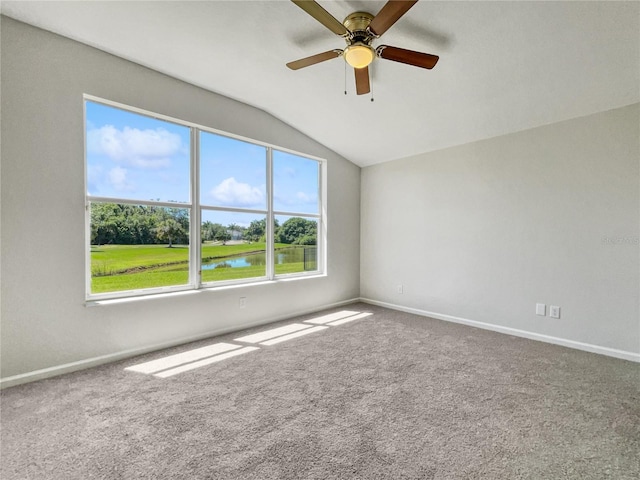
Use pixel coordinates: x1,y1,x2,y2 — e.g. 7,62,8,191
303,247,317,271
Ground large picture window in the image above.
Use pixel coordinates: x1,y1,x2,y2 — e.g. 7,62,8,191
85,97,325,299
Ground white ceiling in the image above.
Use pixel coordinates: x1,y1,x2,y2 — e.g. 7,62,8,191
2,1,638,167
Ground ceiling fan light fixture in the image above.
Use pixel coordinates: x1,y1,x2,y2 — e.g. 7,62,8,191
344,43,374,69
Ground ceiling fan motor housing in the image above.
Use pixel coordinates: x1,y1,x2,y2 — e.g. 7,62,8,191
343,12,375,45
287,1,440,94
342,12,376,69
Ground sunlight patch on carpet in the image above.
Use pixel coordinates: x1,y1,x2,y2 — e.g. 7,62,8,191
303,310,362,325
235,323,313,344
153,347,259,378
327,312,373,326
260,326,328,346
124,310,373,378
125,343,241,375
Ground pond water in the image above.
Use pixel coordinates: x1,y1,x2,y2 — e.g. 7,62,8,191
201,247,311,270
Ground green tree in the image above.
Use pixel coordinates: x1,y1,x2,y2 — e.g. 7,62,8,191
276,217,317,245
244,218,281,242
90,203,122,245
155,219,185,248
295,234,316,245
91,202,189,246
202,221,226,242
215,228,232,245
244,219,265,242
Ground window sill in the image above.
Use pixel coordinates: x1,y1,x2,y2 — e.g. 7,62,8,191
85,273,327,307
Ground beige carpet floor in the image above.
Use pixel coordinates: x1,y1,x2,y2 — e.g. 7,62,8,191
1,303,638,479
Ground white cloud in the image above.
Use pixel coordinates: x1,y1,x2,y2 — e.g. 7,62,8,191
296,191,317,204
108,166,134,192
210,177,264,207
273,189,317,206
86,164,103,195
87,125,182,168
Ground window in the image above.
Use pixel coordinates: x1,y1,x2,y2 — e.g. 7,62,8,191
85,97,325,299
273,150,320,275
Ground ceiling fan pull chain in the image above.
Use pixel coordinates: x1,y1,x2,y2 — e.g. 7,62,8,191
344,60,347,95
370,65,374,102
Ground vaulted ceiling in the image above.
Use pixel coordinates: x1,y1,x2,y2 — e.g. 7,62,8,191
2,1,638,167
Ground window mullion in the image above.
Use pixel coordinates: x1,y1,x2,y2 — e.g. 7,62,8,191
190,127,201,288
85,201,92,298
266,147,274,280
320,160,327,275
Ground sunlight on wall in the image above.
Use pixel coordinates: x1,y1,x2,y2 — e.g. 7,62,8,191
125,310,373,378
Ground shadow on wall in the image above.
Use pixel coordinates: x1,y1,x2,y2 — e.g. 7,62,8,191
125,310,373,378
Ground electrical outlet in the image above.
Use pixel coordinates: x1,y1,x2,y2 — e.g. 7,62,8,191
239,297,247,309
536,303,546,316
397,285,403,294
549,305,560,319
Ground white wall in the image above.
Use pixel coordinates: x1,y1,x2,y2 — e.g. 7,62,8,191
361,104,640,358
0,17,361,381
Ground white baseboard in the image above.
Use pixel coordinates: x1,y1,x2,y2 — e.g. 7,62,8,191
0,297,360,389
359,298,640,363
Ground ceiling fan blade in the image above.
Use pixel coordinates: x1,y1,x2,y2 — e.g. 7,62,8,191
286,50,343,70
377,45,439,69
368,0,418,37
291,0,350,37
354,66,370,95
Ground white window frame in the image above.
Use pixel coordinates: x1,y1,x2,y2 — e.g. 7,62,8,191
84,95,326,301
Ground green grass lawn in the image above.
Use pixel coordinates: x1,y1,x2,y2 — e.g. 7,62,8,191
90,243,307,294
91,242,275,274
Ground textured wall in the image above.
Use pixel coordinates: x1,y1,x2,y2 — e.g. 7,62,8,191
361,104,639,355
0,17,361,379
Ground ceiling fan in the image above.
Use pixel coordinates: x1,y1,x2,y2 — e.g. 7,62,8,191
286,0,439,95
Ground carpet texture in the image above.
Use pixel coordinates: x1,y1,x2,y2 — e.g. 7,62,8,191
1,303,639,479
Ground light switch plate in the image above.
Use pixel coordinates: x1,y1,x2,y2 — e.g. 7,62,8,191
550,305,560,319
536,303,546,316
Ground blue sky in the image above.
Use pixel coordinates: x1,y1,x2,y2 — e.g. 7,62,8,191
86,101,319,227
